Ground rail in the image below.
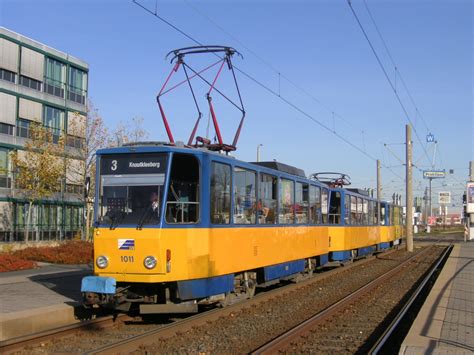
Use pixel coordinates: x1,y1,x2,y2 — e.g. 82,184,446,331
250,245,440,354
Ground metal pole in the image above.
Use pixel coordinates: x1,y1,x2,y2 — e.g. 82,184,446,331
428,177,432,233
406,125,413,252
469,161,474,241
257,144,263,162
377,159,381,225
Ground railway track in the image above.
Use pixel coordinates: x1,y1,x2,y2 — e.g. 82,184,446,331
1,249,396,354
3,244,447,354
251,244,451,354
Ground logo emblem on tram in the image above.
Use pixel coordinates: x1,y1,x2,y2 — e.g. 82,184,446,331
118,239,135,250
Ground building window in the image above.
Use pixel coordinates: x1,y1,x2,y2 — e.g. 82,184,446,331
210,162,231,224
68,67,87,105
44,57,65,98
0,68,16,83
66,135,84,149
43,105,64,143
17,119,31,138
233,167,256,224
0,147,11,188
0,122,14,135
0,147,8,175
20,75,42,91
66,184,83,195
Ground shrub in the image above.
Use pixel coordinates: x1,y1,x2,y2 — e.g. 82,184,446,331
0,253,37,272
14,240,93,265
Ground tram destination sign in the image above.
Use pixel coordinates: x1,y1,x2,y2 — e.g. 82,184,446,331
423,170,446,179
100,154,168,175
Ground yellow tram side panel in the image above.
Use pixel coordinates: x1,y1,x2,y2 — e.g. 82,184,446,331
328,226,380,252
94,226,329,283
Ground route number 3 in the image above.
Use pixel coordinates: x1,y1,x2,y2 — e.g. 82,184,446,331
111,160,118,171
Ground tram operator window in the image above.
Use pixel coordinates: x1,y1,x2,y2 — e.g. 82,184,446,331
165,154,200,224
259,173,277,224
99,182,163,227
350,195,357,225
234,167,257,224
210,162,231,224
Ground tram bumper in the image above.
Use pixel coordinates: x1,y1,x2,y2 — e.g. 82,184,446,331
81,276,116,306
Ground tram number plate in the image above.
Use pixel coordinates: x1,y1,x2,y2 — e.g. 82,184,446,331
121,256,134,263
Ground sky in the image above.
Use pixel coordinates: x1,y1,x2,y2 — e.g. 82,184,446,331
1,0,472,212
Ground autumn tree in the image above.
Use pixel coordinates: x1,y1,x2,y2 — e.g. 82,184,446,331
11,124,65,242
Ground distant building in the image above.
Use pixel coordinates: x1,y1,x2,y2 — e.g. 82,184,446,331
0,27,88,242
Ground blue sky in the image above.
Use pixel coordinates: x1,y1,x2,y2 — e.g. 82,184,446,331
1,0,472,211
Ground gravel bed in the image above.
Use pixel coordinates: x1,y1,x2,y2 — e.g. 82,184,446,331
22,247,432,354
132,247,428,354
286,247,444,354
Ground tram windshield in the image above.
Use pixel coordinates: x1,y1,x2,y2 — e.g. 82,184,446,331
97,153,168,227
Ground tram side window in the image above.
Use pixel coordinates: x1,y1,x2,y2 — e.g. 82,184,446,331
374,201,379,225
329,191,341,224
362,199,368,225
344,195,350,225
259,173,277,224
295,182,309,224
350,196,357,225
279,179,295,224
309,185,321,224
369,201,374,225
357,197,363,224
210,162,231,224
234,167,257,224
165,154,200,224
321,188,329,224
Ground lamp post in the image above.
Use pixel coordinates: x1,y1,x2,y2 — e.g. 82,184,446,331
257,144,263,162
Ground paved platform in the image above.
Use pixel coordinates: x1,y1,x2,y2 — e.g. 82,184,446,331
400,240,474,354
0,264,92,341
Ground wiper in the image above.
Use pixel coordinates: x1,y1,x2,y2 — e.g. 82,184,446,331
109,211,125,230
137,207,152,230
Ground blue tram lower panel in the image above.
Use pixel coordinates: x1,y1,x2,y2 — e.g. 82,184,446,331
357,246,375,257
263,260,305,282
177,274,234,300
317,254,329,267
378,242,391,251
330,251,352,261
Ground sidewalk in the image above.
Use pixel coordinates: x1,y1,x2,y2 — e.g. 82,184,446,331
400,241,474,354
0,263,92,341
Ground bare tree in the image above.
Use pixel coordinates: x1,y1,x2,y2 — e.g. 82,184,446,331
109,116,149,146
68,101,110,241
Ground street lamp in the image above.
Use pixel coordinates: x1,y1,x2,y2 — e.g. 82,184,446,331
257,144,263,162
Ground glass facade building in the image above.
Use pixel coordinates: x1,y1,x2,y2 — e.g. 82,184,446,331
0,27,89,242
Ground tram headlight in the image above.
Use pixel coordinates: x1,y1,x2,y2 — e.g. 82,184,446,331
144,256,157,269
96,255,109,269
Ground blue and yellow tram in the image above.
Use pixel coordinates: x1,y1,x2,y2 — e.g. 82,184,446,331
81,143,403,313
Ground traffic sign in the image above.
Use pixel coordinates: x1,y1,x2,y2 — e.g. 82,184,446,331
423,170,446,179
439,191,451,204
